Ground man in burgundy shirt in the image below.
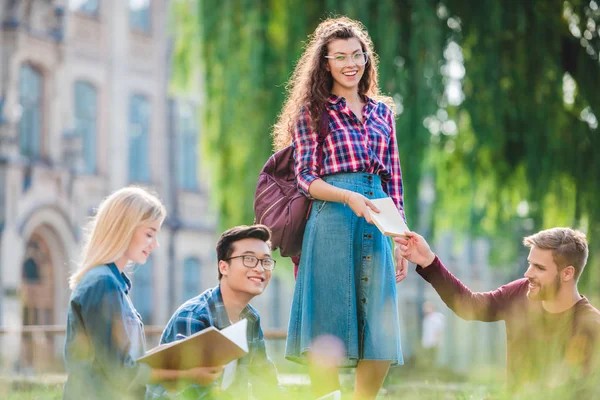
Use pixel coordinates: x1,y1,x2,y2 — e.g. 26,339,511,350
396,227,600,396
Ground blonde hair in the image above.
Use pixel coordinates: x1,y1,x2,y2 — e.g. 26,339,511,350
523,227,589,282
69,186,166,290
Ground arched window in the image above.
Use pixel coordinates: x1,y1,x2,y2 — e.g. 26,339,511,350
131,256,153,324
177,102,199,190
74,81,97,174
182,257,201,302
129,94,150,182
19,64,42,158
129,0,151,33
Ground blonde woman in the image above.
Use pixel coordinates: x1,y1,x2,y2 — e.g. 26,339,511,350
63,187,223,400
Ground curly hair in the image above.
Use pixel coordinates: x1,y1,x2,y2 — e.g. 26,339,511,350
272,16,394,150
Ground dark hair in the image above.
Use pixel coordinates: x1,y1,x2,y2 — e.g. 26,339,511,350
216,224,272,280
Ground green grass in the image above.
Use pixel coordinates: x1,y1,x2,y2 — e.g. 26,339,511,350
3,371,591,399
2,384,62,400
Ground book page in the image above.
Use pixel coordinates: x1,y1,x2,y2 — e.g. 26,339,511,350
367,197,409,237
138,319,249,369
221,359,238,390
221,318,249,353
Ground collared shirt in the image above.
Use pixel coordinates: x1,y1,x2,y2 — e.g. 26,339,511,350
63,263,151,400
145,286,282,400
293,94,406,221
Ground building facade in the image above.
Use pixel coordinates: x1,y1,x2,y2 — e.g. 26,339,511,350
0,0,226,372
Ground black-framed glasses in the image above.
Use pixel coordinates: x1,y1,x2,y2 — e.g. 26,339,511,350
224,255,276,270
324,52,369,67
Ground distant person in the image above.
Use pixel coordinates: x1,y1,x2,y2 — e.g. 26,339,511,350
420,301,445,366
63,187,220,400
146,225,283,399
396,227,600,396
272,16,408,400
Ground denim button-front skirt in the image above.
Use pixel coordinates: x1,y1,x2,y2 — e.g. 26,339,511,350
285,172,404,367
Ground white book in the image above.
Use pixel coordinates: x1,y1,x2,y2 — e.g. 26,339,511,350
367,197,409,238
138,319,248,370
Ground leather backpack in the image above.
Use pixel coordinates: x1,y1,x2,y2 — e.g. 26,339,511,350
253,111,329,257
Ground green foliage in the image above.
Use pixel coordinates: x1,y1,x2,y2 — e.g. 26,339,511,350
436,0,600,289
171,0,444,232
172,0,600,288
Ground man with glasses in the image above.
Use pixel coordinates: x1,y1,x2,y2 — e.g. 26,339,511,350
146,225,283,399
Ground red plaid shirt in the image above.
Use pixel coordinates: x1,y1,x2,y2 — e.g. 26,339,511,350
293,94,405,221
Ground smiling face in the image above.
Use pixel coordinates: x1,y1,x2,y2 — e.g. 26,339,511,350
326,37,366,94
219,238,272,297
524,247,562,301
122,220,161,265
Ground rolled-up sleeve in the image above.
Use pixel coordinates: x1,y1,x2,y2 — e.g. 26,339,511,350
293,108,321,197
383,109,406,223
80,277,151,392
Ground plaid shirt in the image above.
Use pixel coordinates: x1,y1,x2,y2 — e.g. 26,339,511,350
293,94,406,221
145,286,281,400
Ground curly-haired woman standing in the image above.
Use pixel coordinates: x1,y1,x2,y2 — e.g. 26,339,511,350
273,17,408,400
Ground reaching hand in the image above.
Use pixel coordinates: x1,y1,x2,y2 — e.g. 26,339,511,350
394,246,408,282
394,231,436,267
345,191,379,224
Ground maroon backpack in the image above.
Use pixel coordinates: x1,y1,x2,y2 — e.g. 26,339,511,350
253,111,329,257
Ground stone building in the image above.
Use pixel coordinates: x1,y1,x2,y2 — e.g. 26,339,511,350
0,0,225,371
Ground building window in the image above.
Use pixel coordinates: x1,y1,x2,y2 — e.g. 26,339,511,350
69,0,99,15
19,64,42,159
74,81,97,174
131,256,153,324
129,0,151,33
177,102,199,190
182,257,201,302
129,94,150,182
22,258,40,282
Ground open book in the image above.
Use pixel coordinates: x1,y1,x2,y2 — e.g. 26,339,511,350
138,318,249,370
367,197,409,238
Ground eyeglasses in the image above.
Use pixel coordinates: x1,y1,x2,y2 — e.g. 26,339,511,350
324,52,369,67
224,255,276,271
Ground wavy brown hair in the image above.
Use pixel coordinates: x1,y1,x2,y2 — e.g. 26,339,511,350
272,16,394,150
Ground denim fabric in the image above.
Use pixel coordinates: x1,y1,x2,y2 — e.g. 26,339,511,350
145,286,282,400
286,172,403,367
63,263,151,400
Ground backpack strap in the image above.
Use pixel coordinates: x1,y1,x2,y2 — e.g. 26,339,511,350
315,108,330,172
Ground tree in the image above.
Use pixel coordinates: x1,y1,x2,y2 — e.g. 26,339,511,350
171,0,600,290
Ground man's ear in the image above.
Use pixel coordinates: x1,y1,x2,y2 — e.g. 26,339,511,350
218,260,229,279
563,265,576,282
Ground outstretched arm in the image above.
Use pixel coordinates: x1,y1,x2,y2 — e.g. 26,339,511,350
395,232,514,322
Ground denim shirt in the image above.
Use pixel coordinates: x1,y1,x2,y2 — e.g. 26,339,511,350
145,285,282,399
63,263,151,400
